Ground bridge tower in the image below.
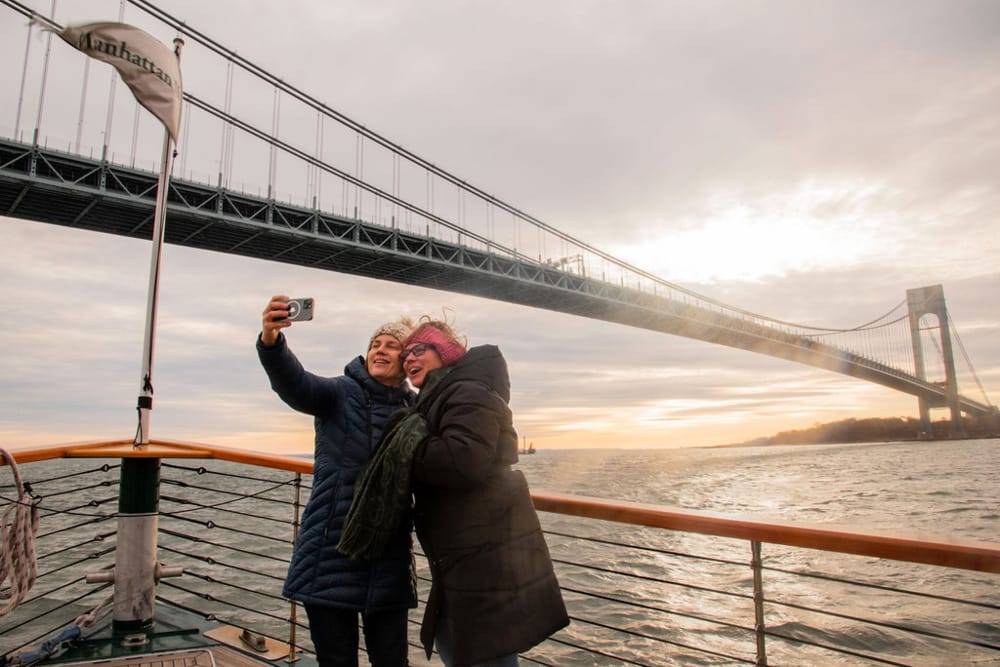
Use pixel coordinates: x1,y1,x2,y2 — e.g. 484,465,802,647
906,285,964,438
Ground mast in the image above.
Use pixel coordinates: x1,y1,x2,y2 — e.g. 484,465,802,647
40,14,188,636
115,34,185,637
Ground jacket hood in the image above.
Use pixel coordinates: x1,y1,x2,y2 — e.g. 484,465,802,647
438,344,511,402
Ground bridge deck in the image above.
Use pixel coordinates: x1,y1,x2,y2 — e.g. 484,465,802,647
0,137,990,416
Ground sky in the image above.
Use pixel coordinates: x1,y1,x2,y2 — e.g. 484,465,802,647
1,0,998,454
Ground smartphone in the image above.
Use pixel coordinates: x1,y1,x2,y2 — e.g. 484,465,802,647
284,297,315,322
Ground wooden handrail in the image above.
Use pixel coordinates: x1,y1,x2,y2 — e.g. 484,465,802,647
1,438,314,474
5,439,998,574
532,490,1000,574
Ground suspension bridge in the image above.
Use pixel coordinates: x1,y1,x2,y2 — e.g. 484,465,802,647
0,0,994,437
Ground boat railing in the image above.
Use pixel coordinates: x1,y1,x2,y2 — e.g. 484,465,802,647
2,441,999,666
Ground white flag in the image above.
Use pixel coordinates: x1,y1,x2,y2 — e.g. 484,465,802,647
51,21,183,142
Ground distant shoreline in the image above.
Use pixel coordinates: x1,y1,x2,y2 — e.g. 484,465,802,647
712,415,1000,449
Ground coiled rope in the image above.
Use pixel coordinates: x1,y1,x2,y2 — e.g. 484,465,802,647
1,448,40,617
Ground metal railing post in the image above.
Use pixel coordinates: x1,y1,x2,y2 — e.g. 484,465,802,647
751,540,767,666
286,472,303,663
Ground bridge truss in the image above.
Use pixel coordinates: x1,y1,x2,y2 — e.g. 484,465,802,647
0,137,992,422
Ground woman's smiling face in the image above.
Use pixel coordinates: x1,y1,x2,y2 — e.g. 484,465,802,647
402,342,443,388
366,335,405,386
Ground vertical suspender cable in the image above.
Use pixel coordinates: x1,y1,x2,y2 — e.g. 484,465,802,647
313,112,324,209
218,59,232,187
32,0,57,146
341,160,348,217
14,13,34,142
102,59,117,163
392,152,399,227
354,133,363,219
129,102,140,167
178,91,191,178
75,57,90,153
951,319,993,406
429,171,434,217
224,63,235,187
102,0,127,162
267,87,279,200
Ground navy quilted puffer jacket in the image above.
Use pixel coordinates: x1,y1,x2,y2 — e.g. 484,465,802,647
257,333,416,610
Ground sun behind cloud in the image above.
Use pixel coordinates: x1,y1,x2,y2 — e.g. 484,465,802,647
616,180,893,284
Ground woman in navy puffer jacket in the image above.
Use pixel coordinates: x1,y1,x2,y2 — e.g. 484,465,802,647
257,295,415,667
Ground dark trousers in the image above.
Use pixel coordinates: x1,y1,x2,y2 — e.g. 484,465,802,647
305,604,409,667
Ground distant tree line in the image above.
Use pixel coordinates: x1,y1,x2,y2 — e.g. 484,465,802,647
731,414,1000,447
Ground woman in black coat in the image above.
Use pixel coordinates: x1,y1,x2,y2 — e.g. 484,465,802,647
401,319,569,667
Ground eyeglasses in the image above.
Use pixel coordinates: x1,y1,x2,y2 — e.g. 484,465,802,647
401,343,435,360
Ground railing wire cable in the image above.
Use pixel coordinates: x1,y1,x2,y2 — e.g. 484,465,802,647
763,563,1000,611
770,596,1000,652
158,527,289,564
158,544,284,583
160,477,296,514
160,496,289,529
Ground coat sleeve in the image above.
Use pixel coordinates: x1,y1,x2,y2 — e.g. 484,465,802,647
257,332,341,417
412,381,512,489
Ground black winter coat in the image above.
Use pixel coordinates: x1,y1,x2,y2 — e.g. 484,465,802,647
411,345,569,665
258,333,416,611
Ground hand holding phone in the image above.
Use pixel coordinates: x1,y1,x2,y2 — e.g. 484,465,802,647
261,295,314,347
284,297,315,322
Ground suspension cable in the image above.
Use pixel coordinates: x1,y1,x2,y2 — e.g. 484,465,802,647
2,0,920,340
120,0,917,336
950,319,994,406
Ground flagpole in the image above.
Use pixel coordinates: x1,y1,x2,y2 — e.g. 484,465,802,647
41,16,188,635
114,34,185,637
135,36,184,447
39,18,185,445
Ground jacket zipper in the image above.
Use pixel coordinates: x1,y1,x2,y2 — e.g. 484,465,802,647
366,390,373,453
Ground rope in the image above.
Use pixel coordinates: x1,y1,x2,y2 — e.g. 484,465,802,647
75,592,114,630
0,594,110,667
0,592,112,667
0,448,41,617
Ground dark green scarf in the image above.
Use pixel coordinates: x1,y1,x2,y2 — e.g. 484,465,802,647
337,407,429,559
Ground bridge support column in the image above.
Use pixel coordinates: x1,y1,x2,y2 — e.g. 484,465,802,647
906,285,965,438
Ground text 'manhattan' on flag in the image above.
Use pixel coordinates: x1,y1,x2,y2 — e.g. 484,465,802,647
37,19,183,142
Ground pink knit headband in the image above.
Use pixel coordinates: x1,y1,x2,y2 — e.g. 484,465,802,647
406,325,466,366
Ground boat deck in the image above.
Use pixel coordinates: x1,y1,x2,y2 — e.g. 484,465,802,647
57,645,435,667
61,649,217,667
29,604,433,667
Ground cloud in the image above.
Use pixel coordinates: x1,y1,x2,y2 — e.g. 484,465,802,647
1,0,997,452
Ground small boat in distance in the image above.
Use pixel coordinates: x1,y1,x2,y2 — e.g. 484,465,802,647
520,436,536,454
